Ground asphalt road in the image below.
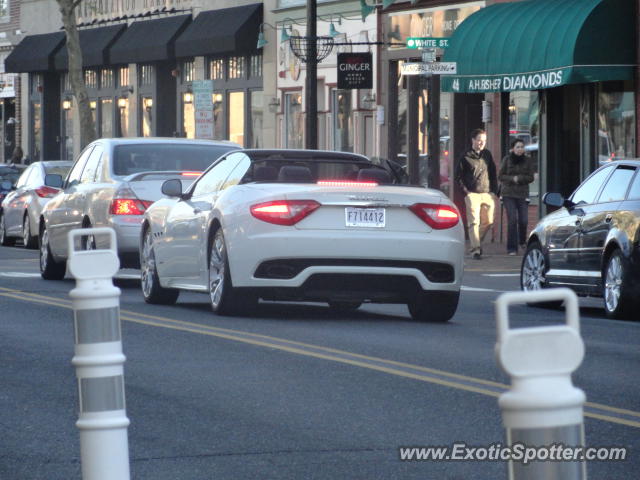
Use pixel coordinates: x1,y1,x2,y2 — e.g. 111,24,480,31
1,245,638,479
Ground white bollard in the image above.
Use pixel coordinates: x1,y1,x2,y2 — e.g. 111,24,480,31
67,228,131,480
495,288,586,480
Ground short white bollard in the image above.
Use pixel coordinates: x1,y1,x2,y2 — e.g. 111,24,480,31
495,288,586,480
67,228,130,480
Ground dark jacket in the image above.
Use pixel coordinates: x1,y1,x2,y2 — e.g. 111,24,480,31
499,153,535,199
455,149,498,195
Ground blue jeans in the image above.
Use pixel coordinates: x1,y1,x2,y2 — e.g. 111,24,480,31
503,196,528,252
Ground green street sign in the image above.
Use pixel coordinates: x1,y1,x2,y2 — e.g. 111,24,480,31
406,37,450,49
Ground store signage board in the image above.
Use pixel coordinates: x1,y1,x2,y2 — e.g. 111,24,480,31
406,37,450,49
337,52,373,89
401,62,457,75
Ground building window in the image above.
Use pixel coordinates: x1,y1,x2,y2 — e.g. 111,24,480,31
62,73,72,92
139,64,153,86
597,81,636,163
213,93,224,140
249,54,262,78
117,97,129,137
142,97,153,136
84,70,98,89
119,66,129,87
210,59,224,80
228,91,245,145
100,69,114,89
249,90,263,148
228,56,245,79
182,59,194,83
101,98,114,137
332,89,353,152
508,91,540,198
285,91,303,149
0,0,8,20
183,92,195,139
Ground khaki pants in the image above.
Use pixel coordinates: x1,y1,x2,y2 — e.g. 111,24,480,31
464,192,496,254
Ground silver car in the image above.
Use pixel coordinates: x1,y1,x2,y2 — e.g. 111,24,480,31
0,161,72,248
39,137,239,279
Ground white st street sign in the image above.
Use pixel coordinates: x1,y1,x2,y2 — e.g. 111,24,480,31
401,62,457,75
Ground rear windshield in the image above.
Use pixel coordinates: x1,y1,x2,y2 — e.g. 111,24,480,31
44,165,72,176
244,159,394,184
0,168,22,185
113,144,237,176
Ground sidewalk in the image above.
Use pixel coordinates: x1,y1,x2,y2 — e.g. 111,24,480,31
463,239,524,272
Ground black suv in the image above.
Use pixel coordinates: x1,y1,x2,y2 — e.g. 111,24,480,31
521,160,640,320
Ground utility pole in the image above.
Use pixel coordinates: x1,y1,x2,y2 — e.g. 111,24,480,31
305,0,318,150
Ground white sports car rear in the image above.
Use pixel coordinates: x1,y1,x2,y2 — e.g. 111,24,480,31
141,149,464,322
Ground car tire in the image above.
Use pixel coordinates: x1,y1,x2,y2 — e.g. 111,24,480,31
140,228,179,305
209,229,254,316
603,249,635,320
328,301,362,312
408,291,459,322
0,212,15,246
39,224,66,280
520,240,563,309
22,214,37,249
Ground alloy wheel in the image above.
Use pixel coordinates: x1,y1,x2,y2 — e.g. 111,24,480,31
23,217,31,246
209,231,226,309
141,231,155,298
604,254,622,313
0,215,6,243
40,228,50,271
522,248,546,291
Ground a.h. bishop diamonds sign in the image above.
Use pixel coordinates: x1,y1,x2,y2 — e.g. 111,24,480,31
337,52,373,89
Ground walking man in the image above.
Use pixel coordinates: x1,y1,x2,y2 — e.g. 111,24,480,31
455,128,498,259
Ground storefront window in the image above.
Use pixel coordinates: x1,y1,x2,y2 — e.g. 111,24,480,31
228,91,245,145
101,98,113,138
249,91,263,148
397,62,408,159
63,104,73,160
139,65,153,86
213,93,224,140
440,92,452,197
285,92,303,149
182,60,194,83
119,67,129,88
508,91,540,199
117,98,129,137
85,70,98,89
141,97,153,137
229,57,245,80
183,92,195,139
598,81,636,163
332,89,354,152
210,59,224,80
32,102,41,161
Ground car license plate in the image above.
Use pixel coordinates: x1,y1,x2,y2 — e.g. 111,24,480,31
345,207,385,228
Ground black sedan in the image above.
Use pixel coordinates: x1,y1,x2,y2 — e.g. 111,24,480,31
521,159,640,320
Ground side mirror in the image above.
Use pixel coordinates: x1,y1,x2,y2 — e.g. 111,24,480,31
161,178,183,198
542,192,565,208
44,174,63,189
0,180,12,191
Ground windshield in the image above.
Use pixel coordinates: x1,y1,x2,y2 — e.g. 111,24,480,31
0,168,22,186
113,144,238,176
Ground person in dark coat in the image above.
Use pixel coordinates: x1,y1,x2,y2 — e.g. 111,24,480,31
499,138,535,255
455,128,498,259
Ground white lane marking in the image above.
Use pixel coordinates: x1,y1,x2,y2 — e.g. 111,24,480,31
0,272,41,278
482,273,520,277
461,286,500,292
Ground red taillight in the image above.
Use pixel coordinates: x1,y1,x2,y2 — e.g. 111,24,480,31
409,203,460,229
181,171,201,177
110,198,153,215
317,180,378,187
34,186,60,198
250,200,320,226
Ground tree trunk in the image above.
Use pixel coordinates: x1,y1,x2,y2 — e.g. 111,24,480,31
57,0,97,151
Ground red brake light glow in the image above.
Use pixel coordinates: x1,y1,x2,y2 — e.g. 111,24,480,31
317,180,378,187
250,200,320,226
409,203,460,229
34,186,60,198
110,199,153,215
181,171,201,177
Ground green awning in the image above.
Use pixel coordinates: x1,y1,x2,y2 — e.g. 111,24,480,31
441,0,635,93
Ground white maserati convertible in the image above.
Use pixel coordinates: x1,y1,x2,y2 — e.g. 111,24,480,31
140,149,464,322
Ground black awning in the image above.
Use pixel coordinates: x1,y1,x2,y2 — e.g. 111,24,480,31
109,15,191,64
53,24,126,70
174,4,262,57
4,32,66,73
